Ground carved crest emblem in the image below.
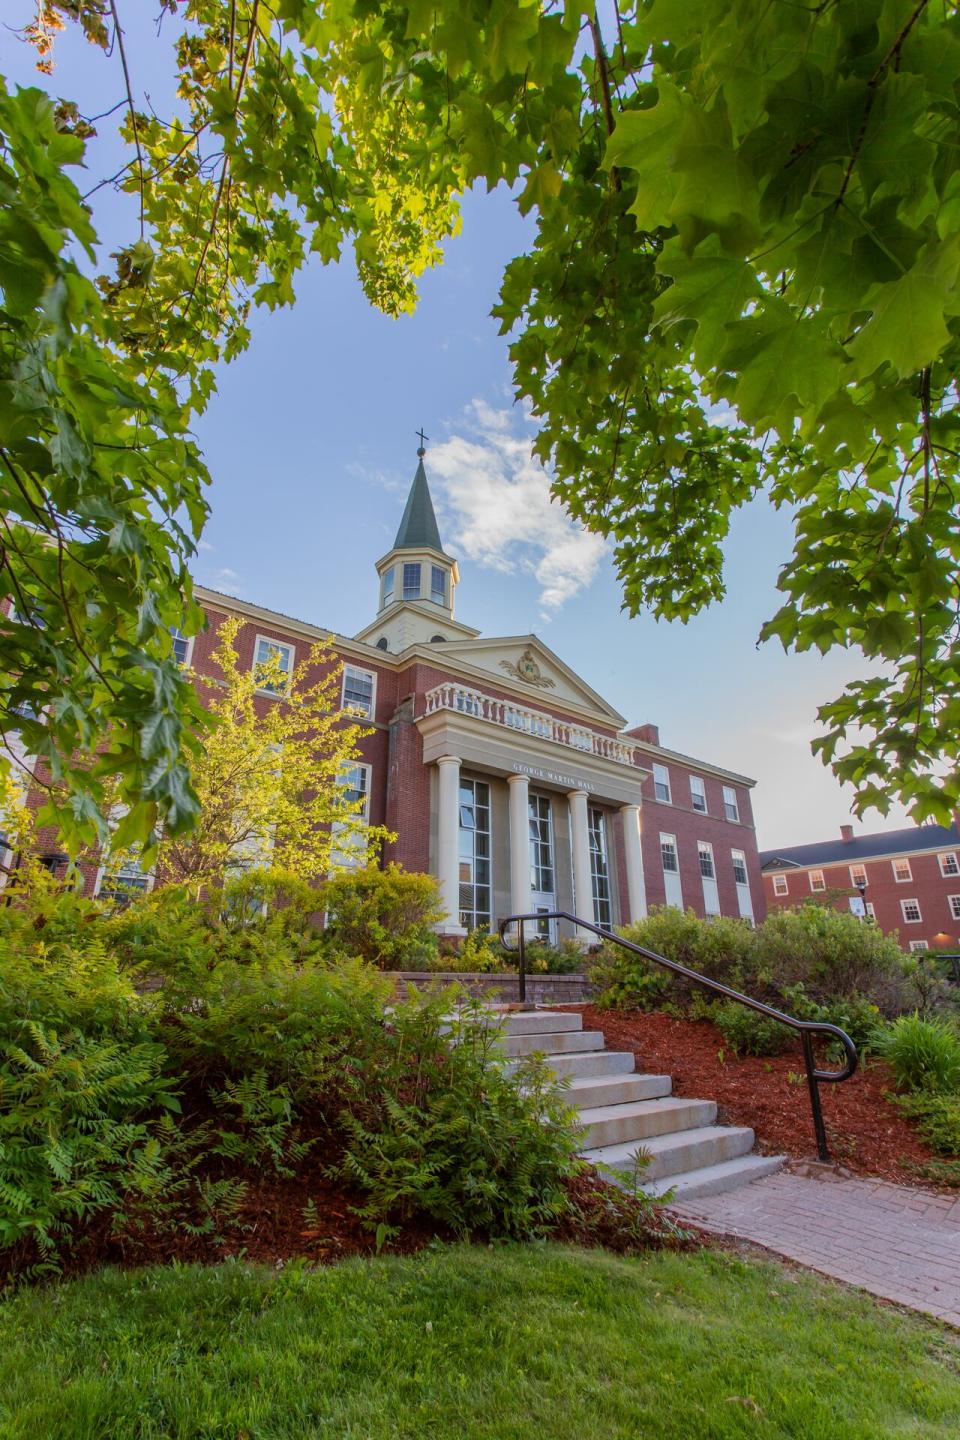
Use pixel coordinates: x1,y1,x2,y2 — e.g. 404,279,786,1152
500,647,555,689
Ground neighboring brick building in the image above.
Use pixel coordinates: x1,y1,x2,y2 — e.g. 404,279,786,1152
761,822,960,952
20,447,767,938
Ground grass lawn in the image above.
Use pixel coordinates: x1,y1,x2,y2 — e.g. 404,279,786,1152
1,1244,958,1439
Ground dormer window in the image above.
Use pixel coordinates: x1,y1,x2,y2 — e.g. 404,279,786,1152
381,567,395,608
402,562,421,600
431,565,447,605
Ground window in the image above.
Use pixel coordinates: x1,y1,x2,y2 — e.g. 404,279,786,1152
849,864,867,888
96,807,152,907
458,778,491,932
381,567,395,607
950,895,960,922
772,873,789,896
170,626,193,666
697,841,715,880
342,665,376,719
430,565,447,605
690,776,707,813
809,870,826,892
330,764,371,870
588,808,612,929
253,636,293,695
892,858,912,883
722,785,739,822
653,763,671,804
732,849,748,886
402,562,421,600
528,794,555,896
909,940,930,952
660,833,679,874
939,852,960,878
865,902,876,920
900,898,922,923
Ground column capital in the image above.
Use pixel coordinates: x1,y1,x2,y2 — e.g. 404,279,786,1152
620,801,642,816
507,771,530,787
567,787,590,801
436,754,461,769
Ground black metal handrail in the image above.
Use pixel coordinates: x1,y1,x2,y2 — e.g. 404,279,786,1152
498,909,858,1163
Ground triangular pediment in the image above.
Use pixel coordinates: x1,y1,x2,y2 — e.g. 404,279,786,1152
424,634,626,725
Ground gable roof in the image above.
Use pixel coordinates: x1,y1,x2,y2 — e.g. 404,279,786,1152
394,458,445,553
760,822,960,871
433,633,627,726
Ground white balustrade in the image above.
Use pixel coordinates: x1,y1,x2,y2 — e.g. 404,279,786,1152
423,683,640,768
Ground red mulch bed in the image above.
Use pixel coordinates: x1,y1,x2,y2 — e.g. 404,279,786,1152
563,1005,939,1185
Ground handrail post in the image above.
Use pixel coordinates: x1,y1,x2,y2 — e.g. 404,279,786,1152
801,1031,829,1163
518,922,526,1006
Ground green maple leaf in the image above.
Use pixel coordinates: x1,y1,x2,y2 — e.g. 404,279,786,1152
653,242,762,371
849,241,960,379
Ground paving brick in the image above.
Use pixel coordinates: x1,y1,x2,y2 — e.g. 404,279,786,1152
673,1167,960,1325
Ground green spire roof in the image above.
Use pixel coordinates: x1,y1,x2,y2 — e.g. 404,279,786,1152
393,455,445,553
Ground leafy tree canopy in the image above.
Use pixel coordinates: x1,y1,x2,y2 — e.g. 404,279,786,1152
7,0,960,831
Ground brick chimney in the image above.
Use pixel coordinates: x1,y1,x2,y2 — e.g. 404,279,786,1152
626,723,660,746
840,824,854,842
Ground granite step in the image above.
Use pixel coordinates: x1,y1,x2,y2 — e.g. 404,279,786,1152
503,1029,606,1058
644,1153,785,1202
581,1124,757,1184
576,1096,717,1150
505,1048,637,1080
564,1072,672,1108
497,1010,584,1036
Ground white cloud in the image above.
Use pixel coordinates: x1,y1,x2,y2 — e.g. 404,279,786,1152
428,401,607,618
201,565,243,597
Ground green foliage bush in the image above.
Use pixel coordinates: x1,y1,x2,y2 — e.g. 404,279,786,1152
893,1095,960,1157
319,864,445,970
589,904,910,1030
435,929,508,973
873,1014,960,1095
712,1003,790,1058
0,882,583,1276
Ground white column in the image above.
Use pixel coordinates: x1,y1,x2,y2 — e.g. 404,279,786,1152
507,772,532,935
568,789,593,943
436,755,464,934
620,803,647,922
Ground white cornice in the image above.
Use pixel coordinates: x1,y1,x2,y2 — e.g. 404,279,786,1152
629,739,757,789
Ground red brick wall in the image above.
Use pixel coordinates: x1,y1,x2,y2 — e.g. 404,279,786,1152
763,844,960,949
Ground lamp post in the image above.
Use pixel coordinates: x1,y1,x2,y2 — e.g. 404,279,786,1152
855,878,868,922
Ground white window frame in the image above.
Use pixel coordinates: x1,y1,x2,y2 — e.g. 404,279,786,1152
865,901,876,920
652,763,672,804
170,626,194,668
809,869,826,892
892,857,913,883
849,864,867,888
949,895,960,922
94,807,155,905
330,762,372,870
402,562,422,601
722,785,739,822
900,897,922,924
660,832,679,875
430,564,447,606
341,664,377,720
772,873,788,896
909,940,930,952
731,849,749,887
690,775,707,813
697,840,715,881
253,634,294,697
381,567,395,608
939,852,960,878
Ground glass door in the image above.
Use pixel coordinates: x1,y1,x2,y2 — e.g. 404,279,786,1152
528,793,556,941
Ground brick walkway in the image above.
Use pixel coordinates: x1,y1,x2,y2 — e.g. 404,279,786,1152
671,1165,960,1326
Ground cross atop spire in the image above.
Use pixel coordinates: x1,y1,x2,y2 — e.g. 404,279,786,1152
415,426,429,456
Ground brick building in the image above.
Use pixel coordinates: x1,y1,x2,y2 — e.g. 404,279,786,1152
27,448,767,937
761,822,960,952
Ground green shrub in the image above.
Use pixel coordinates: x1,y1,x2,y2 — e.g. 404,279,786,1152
873,1014,960,1093
712,1003,791,1057
527,937,585,975
753,907,907,1012
434,929,508,973
893,1094,960,1155
319,864,445,969
336,997,581,1241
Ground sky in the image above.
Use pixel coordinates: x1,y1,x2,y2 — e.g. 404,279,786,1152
5,8,916,850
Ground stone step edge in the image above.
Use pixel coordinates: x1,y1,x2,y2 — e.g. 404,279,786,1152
646,1152,786,1202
